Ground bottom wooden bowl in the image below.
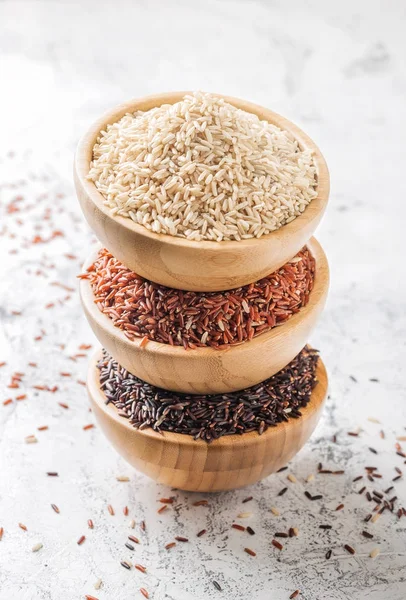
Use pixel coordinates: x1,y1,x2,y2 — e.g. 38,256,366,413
87,350,328,492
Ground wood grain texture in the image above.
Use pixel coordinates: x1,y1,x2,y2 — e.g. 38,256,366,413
74,91,330,292
80,238,329,394
87,349,328,492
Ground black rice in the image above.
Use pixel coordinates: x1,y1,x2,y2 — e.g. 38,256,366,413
362,531,373,539
97,346,319,442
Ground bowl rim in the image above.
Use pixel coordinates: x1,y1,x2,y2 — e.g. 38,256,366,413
74,91,330,251
79,236,329,359
88,348,328,448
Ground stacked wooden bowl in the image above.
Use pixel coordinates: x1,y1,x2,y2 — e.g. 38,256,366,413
75,92,330,492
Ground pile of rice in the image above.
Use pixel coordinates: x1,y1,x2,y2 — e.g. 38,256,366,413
88,92,317,242
83,246,315,350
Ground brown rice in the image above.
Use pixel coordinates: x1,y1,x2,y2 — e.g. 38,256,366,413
88,92,317,241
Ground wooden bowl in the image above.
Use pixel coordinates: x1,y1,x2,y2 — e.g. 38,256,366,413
79,238,329,394
74,91,330,292
87,349,328,492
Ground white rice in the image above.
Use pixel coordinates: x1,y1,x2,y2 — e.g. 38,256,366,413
88,92,317,242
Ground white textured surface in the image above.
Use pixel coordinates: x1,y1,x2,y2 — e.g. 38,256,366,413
0,1,405,599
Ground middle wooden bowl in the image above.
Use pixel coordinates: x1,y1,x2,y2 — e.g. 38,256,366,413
79,237,329,394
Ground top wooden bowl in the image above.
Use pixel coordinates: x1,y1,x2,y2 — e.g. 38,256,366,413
74,92,330,292
87,349,328,492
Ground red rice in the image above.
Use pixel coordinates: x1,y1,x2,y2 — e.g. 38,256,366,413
83,246,315,349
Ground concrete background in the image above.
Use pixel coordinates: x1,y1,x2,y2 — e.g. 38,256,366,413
0,1,405,598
